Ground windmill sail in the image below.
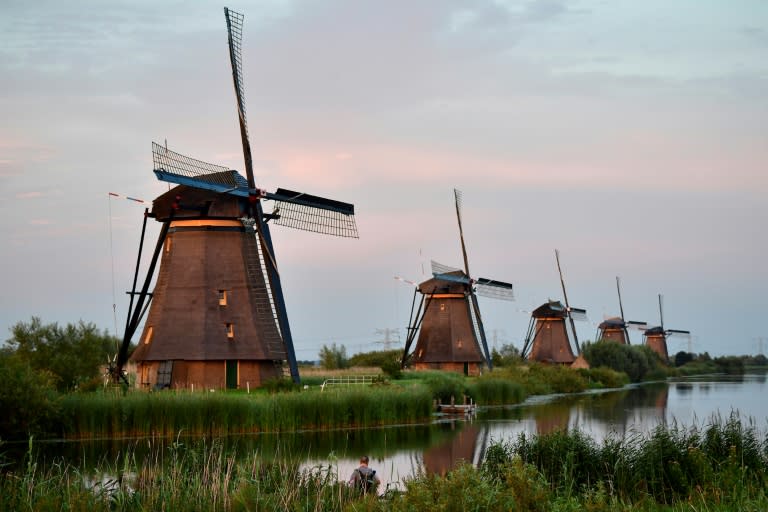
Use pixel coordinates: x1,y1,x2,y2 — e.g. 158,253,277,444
555,249,581,354
432,261,513,300
224,7,255,189
270,189,358,238
431,260,462,276
454,189,492,369
475,278,514,301
151,143,358,237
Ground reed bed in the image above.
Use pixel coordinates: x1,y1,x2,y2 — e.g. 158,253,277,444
3,416,768,511
467,376,526,406
482,412,768,507
58,386,432,439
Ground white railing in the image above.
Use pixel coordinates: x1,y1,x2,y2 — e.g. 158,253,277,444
320,375,376,391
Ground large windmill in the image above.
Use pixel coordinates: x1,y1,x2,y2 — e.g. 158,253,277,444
111,8,358,390
596,277,647,345
520,250,587,364
399,189,514,375
643,294,690,361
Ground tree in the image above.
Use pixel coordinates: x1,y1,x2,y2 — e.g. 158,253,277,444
674,351,695,367
0,352,59,439
491,343,521,368
5,317,118,391
319,343,349,370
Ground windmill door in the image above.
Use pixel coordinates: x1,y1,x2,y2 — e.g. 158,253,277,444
226,360,238,389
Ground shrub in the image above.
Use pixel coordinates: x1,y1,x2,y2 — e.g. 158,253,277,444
261,377,300,393
348,349,402,368
420,371,467,403
527,364,588,394
582,341,664,382
578,367,629,389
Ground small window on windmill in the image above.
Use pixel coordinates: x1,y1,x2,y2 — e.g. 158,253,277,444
157,360,173,388
440,303,446,311
457,339,463,349
226,323,235,339
165,237,172,253
144,326,154,345
218,290,228,307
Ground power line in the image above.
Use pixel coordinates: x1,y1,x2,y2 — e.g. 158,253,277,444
374,328,401,350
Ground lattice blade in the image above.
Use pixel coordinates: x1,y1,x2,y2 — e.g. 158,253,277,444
627,320,648,330
667,329,691,336
475,277,514,301
224,8,249,139
152,142,247,190
268,188,354,215
431,260,461,275
433,272,471,284
269,193,358,238
568,307,589,322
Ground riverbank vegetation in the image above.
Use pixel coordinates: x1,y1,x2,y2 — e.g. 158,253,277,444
58,386,432,439
2,415,765,511
2,316,766,441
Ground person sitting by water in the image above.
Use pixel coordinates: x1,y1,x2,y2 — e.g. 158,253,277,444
348,455,380,494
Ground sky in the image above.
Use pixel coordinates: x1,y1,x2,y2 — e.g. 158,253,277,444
1,0,766,360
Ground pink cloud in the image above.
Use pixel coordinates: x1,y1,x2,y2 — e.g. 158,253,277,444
16,191,44,199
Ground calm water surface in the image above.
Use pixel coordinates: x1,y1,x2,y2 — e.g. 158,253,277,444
26,372,768,492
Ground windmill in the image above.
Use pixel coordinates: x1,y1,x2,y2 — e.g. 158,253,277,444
399,189,514,375
596,277,647,344
111,8,358,390
643,294,690,361
520,250,587,364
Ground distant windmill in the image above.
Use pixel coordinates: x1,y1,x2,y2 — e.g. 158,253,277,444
520,250,587,364
112,8,358,390
399,189,514,375
643,294,690,361
596,277,647,344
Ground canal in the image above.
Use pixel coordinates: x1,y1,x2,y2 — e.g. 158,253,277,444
23,372,768,493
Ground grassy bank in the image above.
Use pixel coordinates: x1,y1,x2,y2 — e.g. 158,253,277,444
10,356,727,441
3,415,766,511
58,385,432,439
51,364,629,439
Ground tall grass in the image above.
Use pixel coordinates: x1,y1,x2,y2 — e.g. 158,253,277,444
483,412,768,505
467,376,526,405
58,386,432,439
4,417,768,511
0,438,374,512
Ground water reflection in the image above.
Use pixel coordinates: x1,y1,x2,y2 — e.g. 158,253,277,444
422,422,482,476
477,382,670,440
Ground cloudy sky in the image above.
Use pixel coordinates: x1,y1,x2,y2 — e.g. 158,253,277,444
1,0,766,360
